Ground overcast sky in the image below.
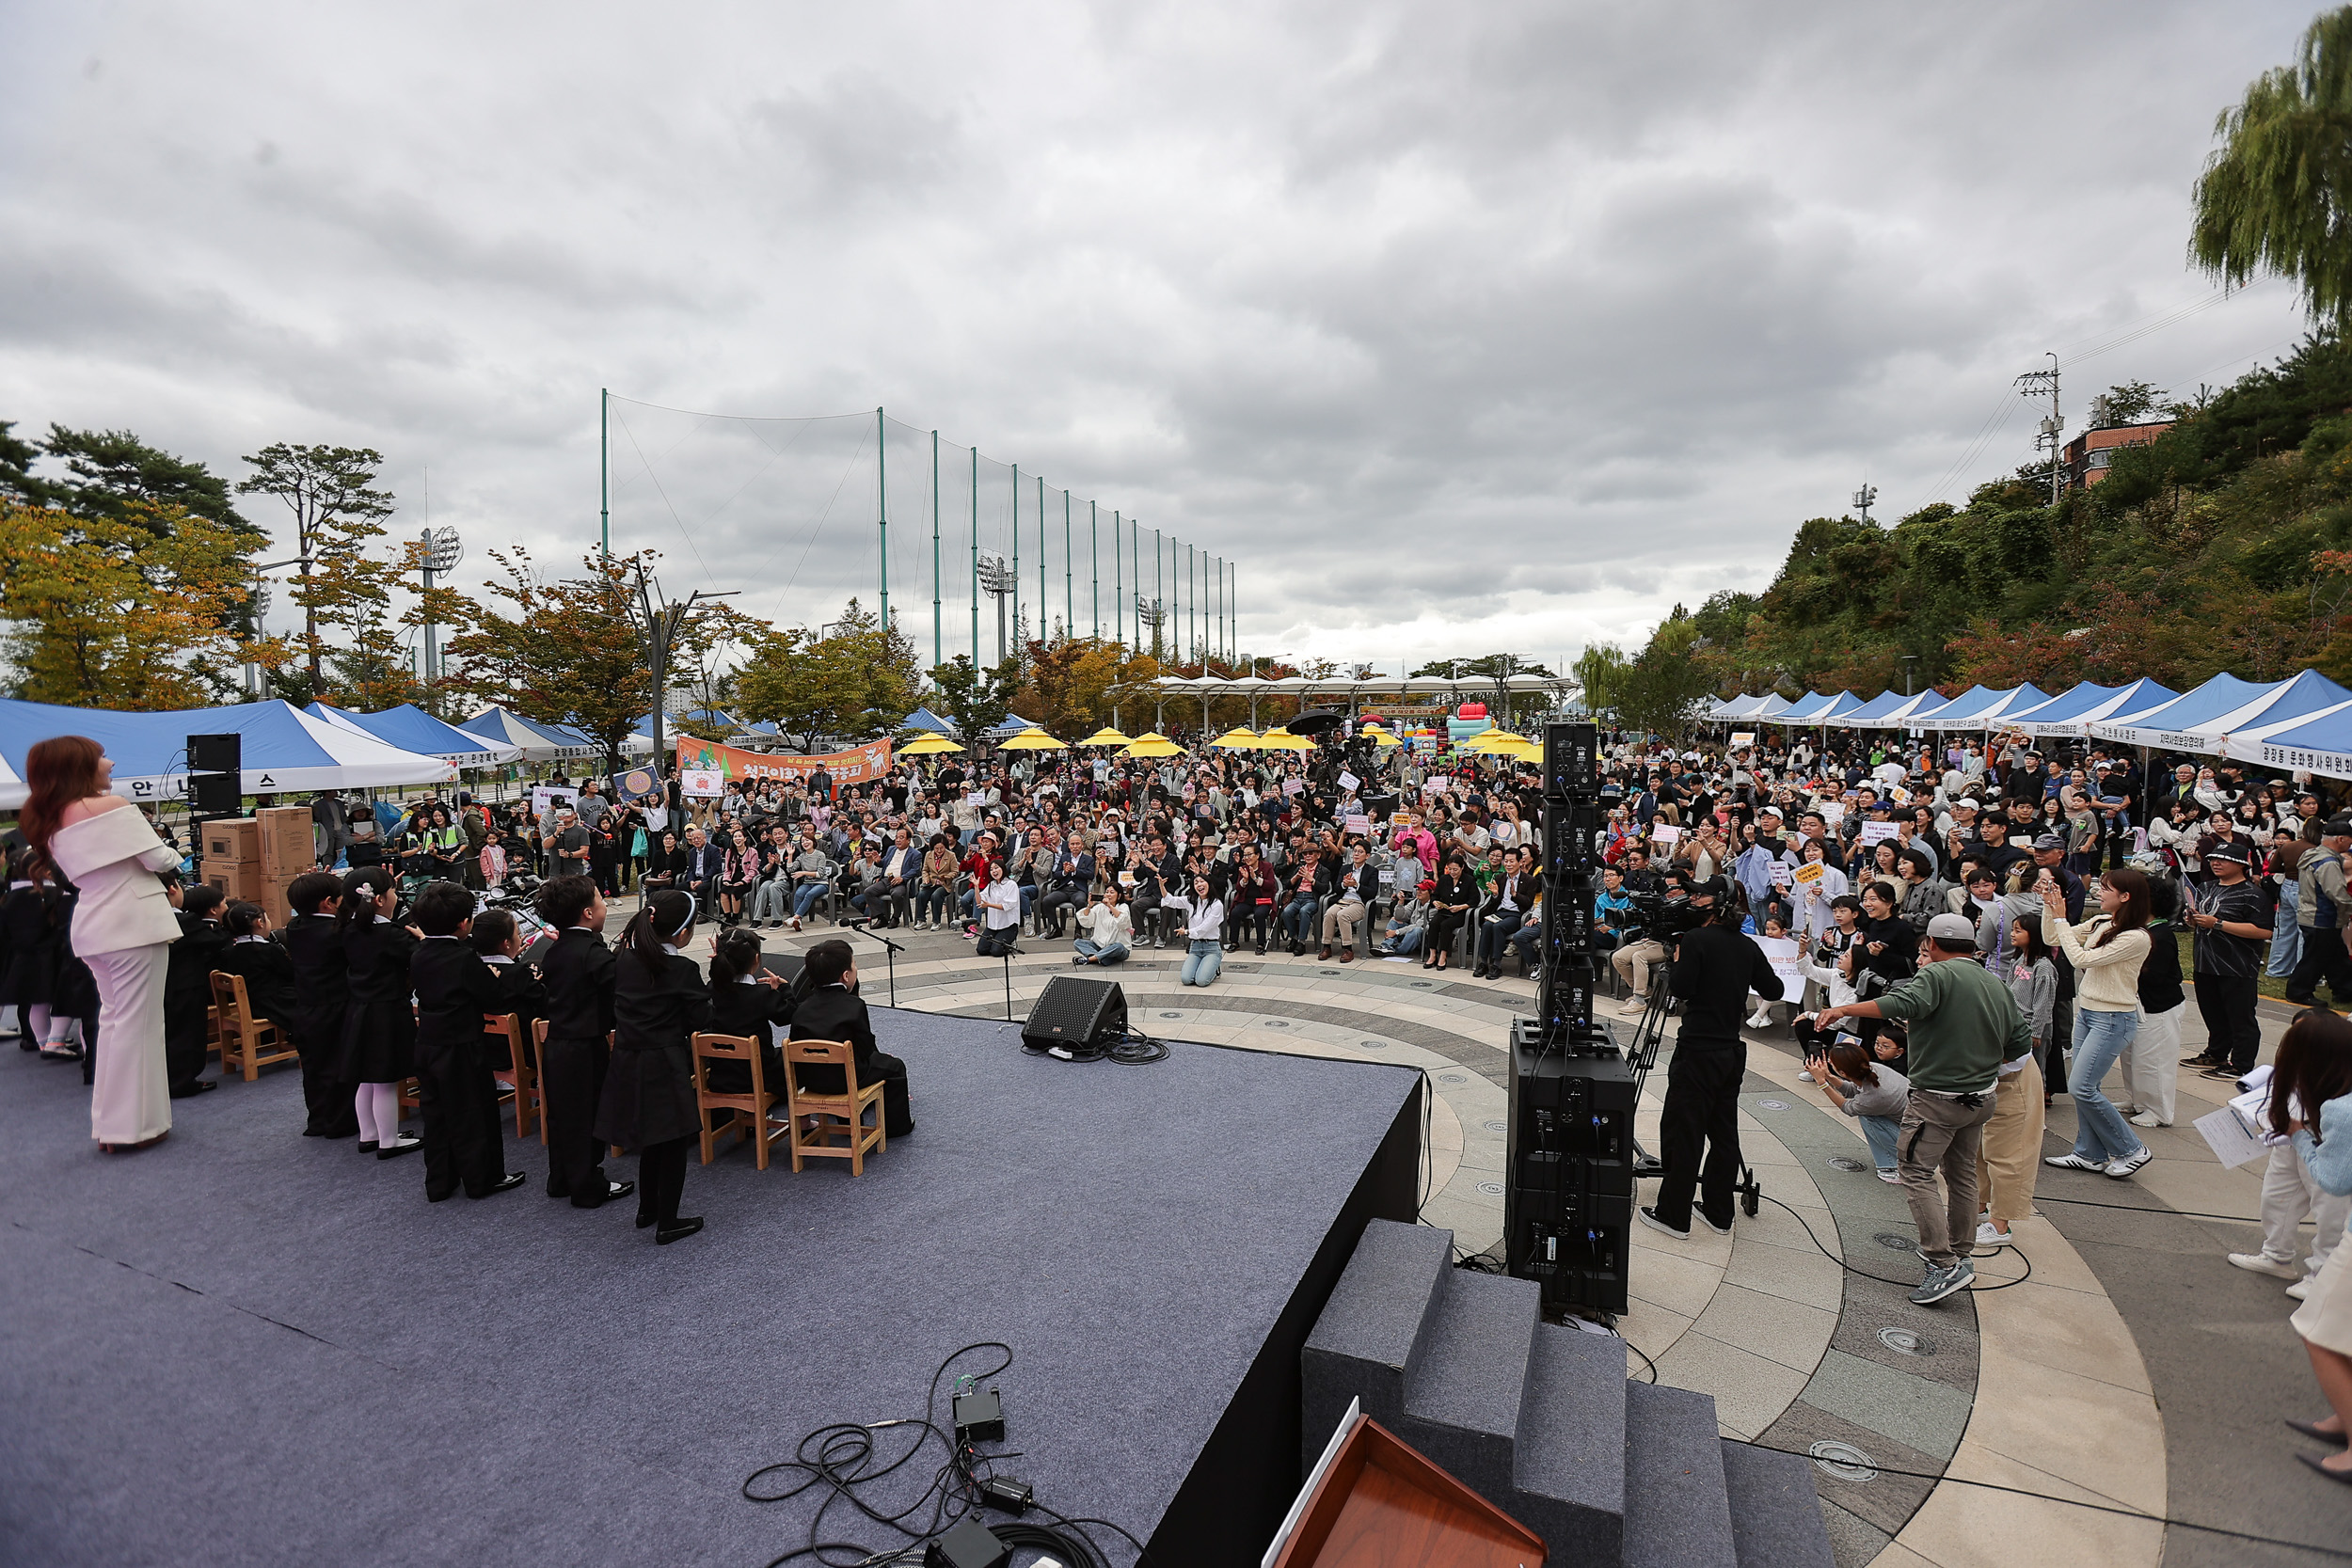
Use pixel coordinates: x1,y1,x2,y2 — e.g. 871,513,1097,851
0,1,2321,678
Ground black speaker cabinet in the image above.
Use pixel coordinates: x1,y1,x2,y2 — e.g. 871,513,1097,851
1506,1036,1637,1312
1542,721,1597,800
186,733,242,775
1021,974,1128,1054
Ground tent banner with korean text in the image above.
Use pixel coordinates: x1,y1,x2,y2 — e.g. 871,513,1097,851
675,736,894,787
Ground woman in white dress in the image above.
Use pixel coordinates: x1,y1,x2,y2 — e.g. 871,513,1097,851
22,736,183,1152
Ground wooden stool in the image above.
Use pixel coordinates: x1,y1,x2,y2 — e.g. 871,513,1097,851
690,1031,787,1169
485,1011,541,1140
208,972,298,1082
782,1038,885,1175
532,1019,552,1148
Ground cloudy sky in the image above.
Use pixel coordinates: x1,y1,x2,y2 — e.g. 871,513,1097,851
0,1,2321,677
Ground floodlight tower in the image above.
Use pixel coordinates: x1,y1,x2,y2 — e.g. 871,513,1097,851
418,525,463,689
978,550,1018,666
1138,596,1169,663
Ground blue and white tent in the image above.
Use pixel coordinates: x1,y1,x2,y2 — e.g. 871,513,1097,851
2004,678,2180,738
461,707,596,763
1826,691,1902,729
0,698,456,810
307,703,524,768
899,705,961,735
2167,669,2352,756
2089,673,2285,750
2229,704,2352,779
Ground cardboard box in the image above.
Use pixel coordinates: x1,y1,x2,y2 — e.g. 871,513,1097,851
260,878,294,931
200,860,264,903
256,806,316,877
201,818,262,864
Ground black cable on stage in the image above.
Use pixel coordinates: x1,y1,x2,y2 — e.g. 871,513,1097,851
1729,1436,2352,1560
1758,1194,2034,1292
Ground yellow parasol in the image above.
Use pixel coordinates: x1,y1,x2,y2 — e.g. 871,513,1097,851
1257,727,1314,751
1357,722,1402,748
1120,732,1183,757
1210,726,1261,749
1465,729,1531,751
1076,726,1132,748
899,733,965,755
996,727,1067,751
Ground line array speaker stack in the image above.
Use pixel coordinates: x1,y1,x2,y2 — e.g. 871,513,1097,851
187,733,242,817
1504,721,1632,1314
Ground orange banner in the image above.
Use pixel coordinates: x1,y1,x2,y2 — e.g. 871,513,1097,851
674,736,894,787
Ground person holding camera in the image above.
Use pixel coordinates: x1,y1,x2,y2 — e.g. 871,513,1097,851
1638,876,1787,1240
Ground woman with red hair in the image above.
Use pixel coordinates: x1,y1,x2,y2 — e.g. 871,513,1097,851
20,736,183,1152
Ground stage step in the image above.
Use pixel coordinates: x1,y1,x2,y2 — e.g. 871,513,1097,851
1299,1219,1831,1568
1719,1439,1838,1568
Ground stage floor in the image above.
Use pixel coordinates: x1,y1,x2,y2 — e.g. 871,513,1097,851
0,1008,1421,1567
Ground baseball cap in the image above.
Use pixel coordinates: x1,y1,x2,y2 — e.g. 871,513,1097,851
2032,832,2068,852
1416,878,1436,893
1926,911,1978,948
2207,842,2254,866
2328,817,2352,838
1954,797,1981,811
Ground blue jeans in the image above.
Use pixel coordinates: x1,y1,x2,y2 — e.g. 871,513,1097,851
1073,939,1129,965
2270,882,2303,977
1383,925,1424,955
1279,896,1318,943
1181,938,1223,986
792,882,828,919
1858,1113,1900,1171
914,885,951,924
2070,1006,2146,1163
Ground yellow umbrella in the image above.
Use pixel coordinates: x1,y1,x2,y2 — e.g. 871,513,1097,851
1076,726,1132,748
1121,732,1183,757
1361,728,1402,747
1257,727,1314,751
1210,726,1261,749
899,733,965,754
996,727,1066,751
1466,729,1531,751
1491,740,1543,764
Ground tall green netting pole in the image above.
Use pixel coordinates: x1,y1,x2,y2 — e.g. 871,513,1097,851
1064,489,1073,637
1089,500,1099,639
930,429,942,671
970,448,979,666
599,388,610,558
1113,510,1121,646
876,407,888,629
1037,475,1046,633
1011,465,1020,641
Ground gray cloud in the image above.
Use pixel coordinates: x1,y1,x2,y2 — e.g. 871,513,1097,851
0,0,2320,676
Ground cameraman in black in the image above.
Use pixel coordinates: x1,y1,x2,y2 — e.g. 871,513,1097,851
1640,874,1788,1240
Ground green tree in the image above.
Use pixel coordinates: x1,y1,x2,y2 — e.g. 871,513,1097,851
42,425,253,536
236,443,397,683
2192,8,2352,325
926,654,1011,738
0,420,56,505
734,598,921,752
2086,381,2168,429
1572,643,1629,716
444,547,652,776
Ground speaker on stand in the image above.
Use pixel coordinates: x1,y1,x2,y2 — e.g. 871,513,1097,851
186,732,243,819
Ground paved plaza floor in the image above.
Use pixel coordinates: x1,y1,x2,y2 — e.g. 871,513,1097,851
648,906,2346,1567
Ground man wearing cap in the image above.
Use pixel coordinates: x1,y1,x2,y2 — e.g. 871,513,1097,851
2184,843,2270,1080
1817,911,2034,1305
1638,876,1786,1241
2284,818,2352,1009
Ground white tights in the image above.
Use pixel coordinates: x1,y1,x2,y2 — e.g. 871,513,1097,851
354,1082,403,1145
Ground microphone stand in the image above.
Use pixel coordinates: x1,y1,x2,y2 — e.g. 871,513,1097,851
838,917,904,1007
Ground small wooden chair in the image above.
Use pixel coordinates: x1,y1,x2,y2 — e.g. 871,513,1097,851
485,1011,541,1140
208,972,299,1082
531,1019,552,1147
782,1037,885,1175
690,1031,787,1169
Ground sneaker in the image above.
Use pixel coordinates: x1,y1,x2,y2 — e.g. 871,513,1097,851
1746,1010,1773,1029
2199,1065,2242,1082
2105,1147,2154,1179
1974,1222,2012,1249
1797,1069,1815,1084
1910,1259,1976,1306
1698,1212,1733,1236
1636,1205,1691,1241
2288,1278,2313,1301
2230,1251,2302,1280
2128,1111,2166,1128
1620,997,1649,1020
2180,1052,2226,1068
2043,1153,2106,1172
1877,1168,1902,1184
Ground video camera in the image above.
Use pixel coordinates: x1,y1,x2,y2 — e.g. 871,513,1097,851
1624,886,1708,942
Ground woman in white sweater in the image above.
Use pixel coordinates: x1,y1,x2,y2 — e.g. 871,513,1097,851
22,736,185,1152
2041,866,2156,1180
1071,885,1134,967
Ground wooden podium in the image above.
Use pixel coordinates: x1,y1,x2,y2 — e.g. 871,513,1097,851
1265,1402,1547,1568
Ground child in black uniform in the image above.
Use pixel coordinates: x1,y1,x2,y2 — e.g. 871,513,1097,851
0,847,72,1059
217,900,301,1036
279,871,356,1137
162,884,230,1097
338,866,421,1160
408,880,530,1202
595,888,711,1243
530,876,631,1210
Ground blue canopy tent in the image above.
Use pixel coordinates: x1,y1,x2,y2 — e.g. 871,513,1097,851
899,705,961,736
2089,673,2284,750
2153,669,2352,755
0,698,456,810
1861,689,1955,729
2006,678,2180,739
1825,691,1902,729
981,713,1041,741
306,703,524,768
460,707,596,763
2230,704,2352,779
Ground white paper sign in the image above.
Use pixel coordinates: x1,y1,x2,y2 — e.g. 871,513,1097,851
1339,770,1360,793
1284,779,1306,796
966,792,986,806
2193,1104,2268,1170
1771,861,1794,889
1818,801,1847,826
1649,822,1683,846
530,785,578,821
1344,814,1371,834
680,768,723,800
1755,934,1806,991
1860,821,1899,846
1729,732,1756,748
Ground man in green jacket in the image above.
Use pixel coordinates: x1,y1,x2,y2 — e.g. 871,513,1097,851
1817,911,2034,1306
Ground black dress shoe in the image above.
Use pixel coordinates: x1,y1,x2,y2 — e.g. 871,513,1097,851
2297,1450,2352,1484
2287,1418,2349,1447
376,1134,422,1160
469,1172,527,1197
358,1140,379,1154
167,1080,216,1099
573,1179,634,1209
656,1216,705,1244
636,1211,658,1229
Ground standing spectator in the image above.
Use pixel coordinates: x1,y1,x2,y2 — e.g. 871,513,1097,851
2119,878,2186,1128
2267,1010,2352,1481
1816,911,2034,1306
1977,911,2054,1249
2231,1012,2352,1305
2285,818,2352,1010
2185,845,2271,1082
2041,868,2156,1180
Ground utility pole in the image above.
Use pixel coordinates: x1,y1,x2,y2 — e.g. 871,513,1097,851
2017,354,2064,505
979,551,1016,666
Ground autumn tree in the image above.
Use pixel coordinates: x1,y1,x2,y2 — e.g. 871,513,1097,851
734,598,922,752
443,547,651,775
236,444,397,684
